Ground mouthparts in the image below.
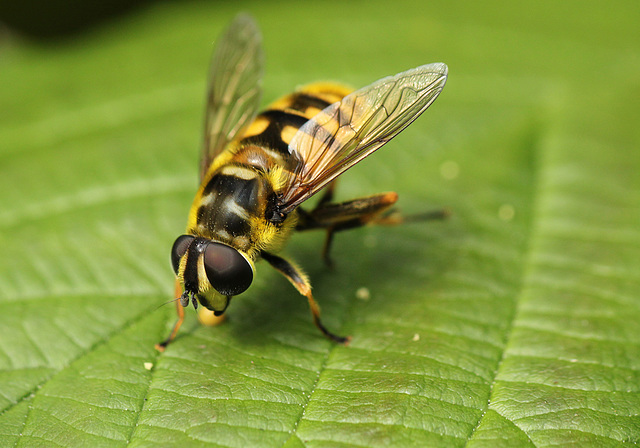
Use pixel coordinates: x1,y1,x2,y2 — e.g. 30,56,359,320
179,290,199,309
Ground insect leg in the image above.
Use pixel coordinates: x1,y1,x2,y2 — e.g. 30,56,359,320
260,251,350,344
373,207,450,226
298,192,448,264
155,279,186,352
297,192,400,265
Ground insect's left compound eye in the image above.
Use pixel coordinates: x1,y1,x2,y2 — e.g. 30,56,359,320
204,243,253,296
171,235,195,274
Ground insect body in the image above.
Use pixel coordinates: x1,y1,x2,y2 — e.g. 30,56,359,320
157,14,447,350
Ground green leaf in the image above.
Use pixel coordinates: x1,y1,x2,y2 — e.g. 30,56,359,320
1,0,638,446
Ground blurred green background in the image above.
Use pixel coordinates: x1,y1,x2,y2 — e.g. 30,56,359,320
1,1,638,447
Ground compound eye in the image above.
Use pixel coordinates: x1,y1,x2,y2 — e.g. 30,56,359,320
203,242,253,296
171,235,195,274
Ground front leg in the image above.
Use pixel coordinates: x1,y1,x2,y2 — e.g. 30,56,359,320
155,279,186,352
260,251,350,344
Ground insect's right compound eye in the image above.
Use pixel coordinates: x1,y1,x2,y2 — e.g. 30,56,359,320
203,242,253,296
171,235,195,274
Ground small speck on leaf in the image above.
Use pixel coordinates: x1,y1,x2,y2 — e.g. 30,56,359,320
356,287,371,300
440,160,460,180
498,204,515,221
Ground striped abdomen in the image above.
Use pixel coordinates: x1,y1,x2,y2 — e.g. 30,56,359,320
239,83,352,174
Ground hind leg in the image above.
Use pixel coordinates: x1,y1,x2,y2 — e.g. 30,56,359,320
297,191,448,265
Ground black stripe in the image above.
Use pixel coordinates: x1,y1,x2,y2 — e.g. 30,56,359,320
242,110,309,153
196,205,206,224
286,93,332,114
184,237,208,293
223,209,251,236
203,172,256,198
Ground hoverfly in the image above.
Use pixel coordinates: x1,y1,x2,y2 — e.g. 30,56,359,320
156,14,447,350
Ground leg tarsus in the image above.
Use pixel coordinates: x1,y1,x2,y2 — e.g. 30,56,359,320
311,311,351,344
376,207,450,226
155,300,185,352
156,280,186,352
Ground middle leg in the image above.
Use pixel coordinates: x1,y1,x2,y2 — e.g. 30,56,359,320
296,191,400,266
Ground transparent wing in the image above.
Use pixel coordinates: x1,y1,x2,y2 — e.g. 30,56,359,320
279,63,448,213
200,14,264,180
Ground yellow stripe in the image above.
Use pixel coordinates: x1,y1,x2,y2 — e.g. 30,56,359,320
224,199,250,220
220,165,258,180
280,125,299,145
242,116,270,138
297,82,353,102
